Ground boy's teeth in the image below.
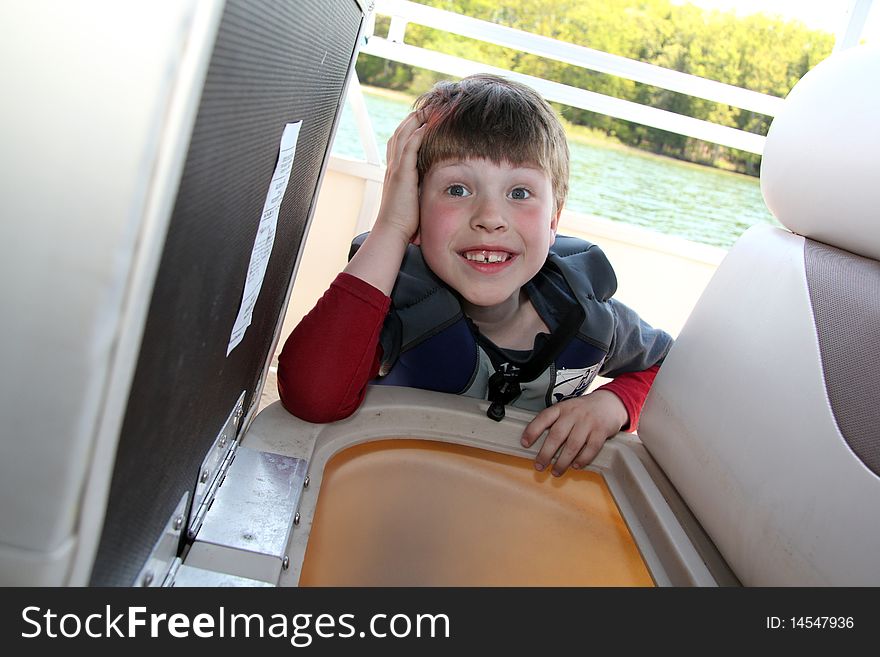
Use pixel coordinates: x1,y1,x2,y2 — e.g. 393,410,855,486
465,250,509,263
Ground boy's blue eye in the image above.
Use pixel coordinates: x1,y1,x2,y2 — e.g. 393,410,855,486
510,187,531,200
447,184,469,197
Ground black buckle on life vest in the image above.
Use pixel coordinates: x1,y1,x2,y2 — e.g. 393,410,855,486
482,303,586,423
487,366,522,422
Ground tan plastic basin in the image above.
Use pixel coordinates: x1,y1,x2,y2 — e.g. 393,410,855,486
299,439,654,586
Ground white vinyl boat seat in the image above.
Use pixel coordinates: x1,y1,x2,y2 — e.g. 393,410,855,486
0,1,369,586
639,45,880,585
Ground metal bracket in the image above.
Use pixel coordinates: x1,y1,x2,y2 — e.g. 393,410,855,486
184,447,308,584
188,390,245,539
134,491,189,587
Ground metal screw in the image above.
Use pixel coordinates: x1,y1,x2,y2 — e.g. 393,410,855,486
142,572,154,587
282,556,290,571
294,512,300,526
303,476,310,489
218,437,227,449
173,515,184,531
200,470,209,483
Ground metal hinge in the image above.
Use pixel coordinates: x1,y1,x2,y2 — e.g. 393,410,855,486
134,491,189,587
187,390,245,539
133,391,246,586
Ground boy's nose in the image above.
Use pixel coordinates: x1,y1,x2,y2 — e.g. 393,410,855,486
470,198,507,232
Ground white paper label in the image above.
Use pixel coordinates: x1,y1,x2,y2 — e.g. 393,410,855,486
227,121,302,356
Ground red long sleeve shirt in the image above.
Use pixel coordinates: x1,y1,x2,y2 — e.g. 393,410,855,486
278,273,659,429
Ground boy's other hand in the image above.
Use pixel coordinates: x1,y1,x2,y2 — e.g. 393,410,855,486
375,110,426,244
520,390,628,476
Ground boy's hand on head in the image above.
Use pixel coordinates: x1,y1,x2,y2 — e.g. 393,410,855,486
343,111,427,295
375,110,426,245
520,390,628,476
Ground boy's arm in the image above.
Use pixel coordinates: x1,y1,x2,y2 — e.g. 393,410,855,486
343,110,426,295
520,366,660,477
600,298,673,377
596,364,660,432
522,296,671,474
277,111,427,423
587,297,671,432
277,273,389,423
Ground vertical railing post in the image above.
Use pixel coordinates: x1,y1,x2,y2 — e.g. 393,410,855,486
834,0,874,51
345,72,385,234
387,15,408,43
347,72,382,166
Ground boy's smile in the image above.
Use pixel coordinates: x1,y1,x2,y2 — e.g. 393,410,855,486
459,246,517,273
416,158,560,311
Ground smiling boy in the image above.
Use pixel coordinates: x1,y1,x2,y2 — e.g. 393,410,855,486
278,74,672,475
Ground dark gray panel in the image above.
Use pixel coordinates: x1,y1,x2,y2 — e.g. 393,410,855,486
805,239,880,477
91,0,363,585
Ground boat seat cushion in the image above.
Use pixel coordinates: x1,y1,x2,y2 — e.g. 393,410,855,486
639,45,880,586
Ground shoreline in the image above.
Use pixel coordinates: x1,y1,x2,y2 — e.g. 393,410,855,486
359,84,759,181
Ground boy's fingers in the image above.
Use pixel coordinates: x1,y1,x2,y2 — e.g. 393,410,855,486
520,406,559,448
386,112,421,163
384,130,424,194
407,108,427,128
399,110,425,137
572,433,605,470
402,124,426,157
534,417,574,472
387,116,426,172
551,426,590,476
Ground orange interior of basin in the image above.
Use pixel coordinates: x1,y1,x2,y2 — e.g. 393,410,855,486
299,439,653,586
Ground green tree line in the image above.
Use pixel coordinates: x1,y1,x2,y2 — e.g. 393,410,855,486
356,0,833,175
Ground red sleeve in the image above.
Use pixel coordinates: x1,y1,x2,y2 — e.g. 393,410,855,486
596,364,660,433
277,273,389,423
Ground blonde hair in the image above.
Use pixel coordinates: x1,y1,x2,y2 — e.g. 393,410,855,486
414,74,570,211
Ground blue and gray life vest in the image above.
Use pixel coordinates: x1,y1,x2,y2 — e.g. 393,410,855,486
351,234,673,420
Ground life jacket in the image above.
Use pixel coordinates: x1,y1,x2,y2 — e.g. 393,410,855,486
350,234,672,420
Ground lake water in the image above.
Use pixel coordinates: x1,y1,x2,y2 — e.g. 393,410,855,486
331,88,781,249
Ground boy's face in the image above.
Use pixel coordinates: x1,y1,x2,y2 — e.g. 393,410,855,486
416,158,560,309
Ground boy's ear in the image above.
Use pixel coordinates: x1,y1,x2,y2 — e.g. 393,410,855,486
549,206,562,242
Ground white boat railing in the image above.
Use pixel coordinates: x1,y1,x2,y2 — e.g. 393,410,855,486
350,0,873,156
336,0,874,232
364,0,781,154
